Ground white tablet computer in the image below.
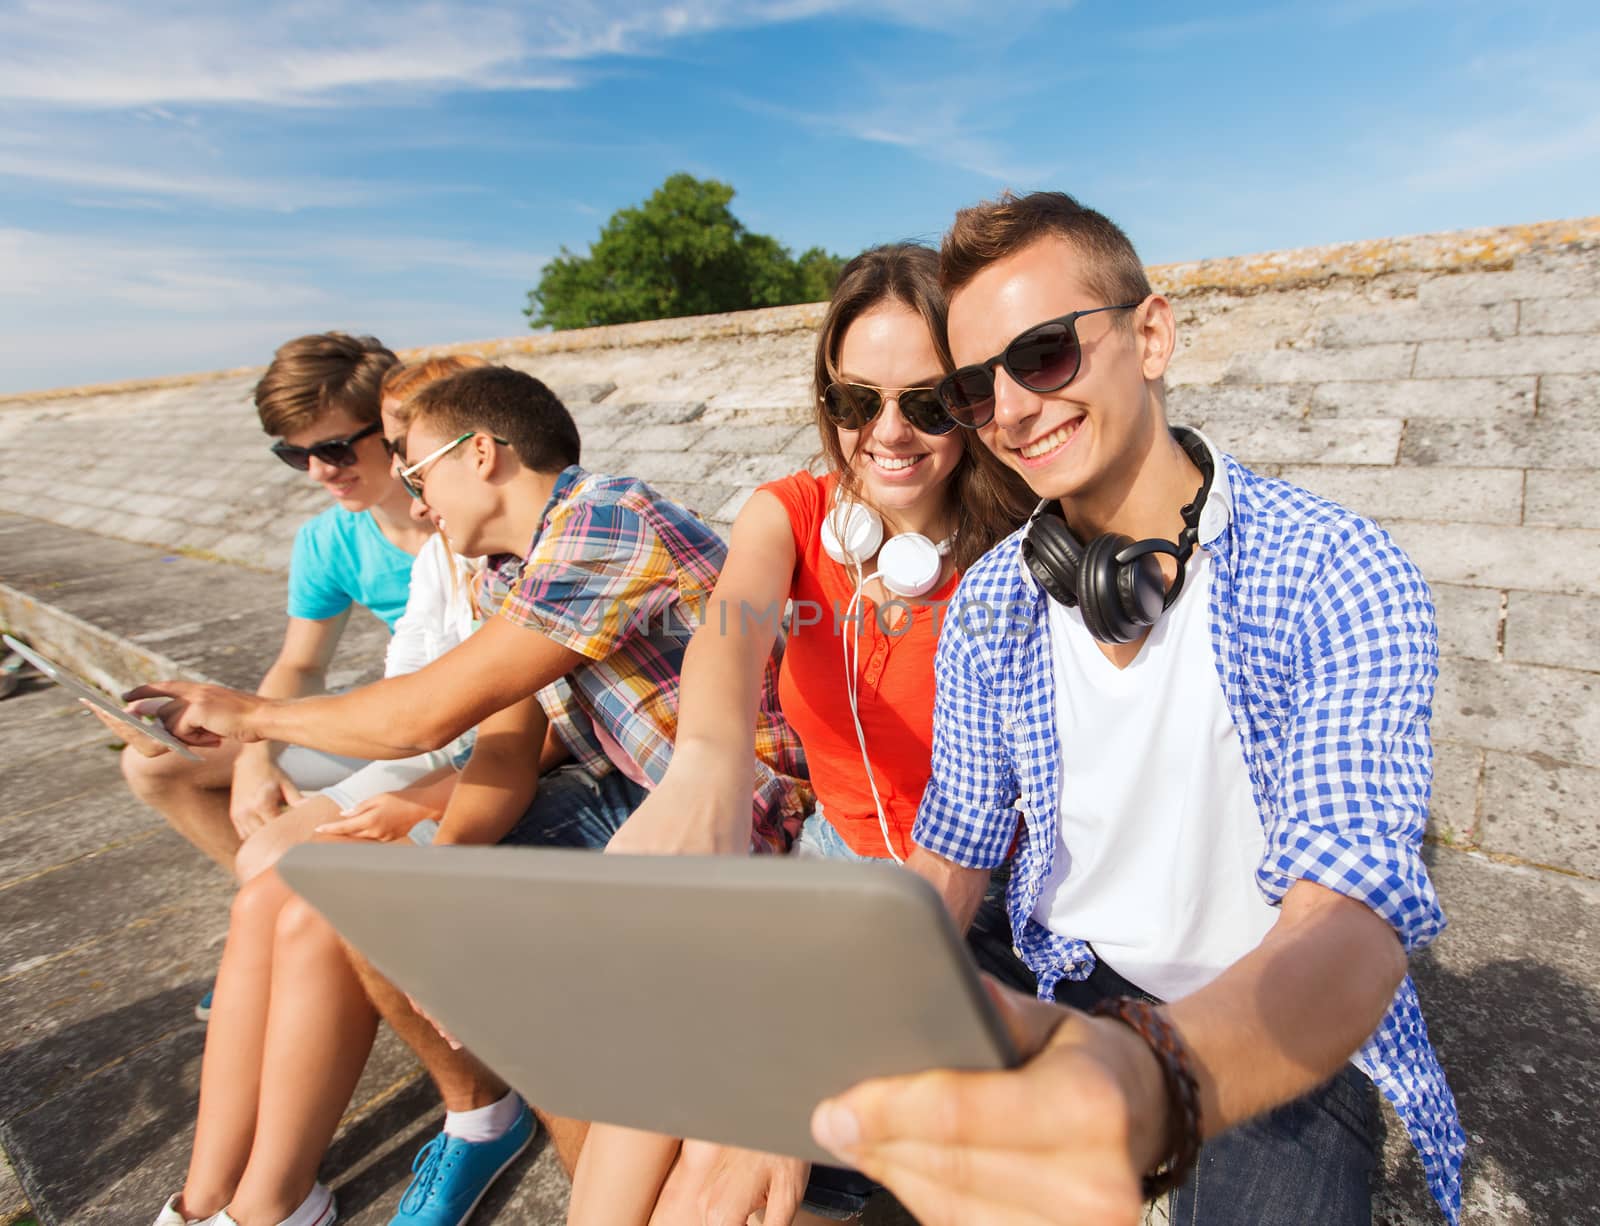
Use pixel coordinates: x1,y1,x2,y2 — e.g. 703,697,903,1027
278,844,1017,1163
3,633,202,760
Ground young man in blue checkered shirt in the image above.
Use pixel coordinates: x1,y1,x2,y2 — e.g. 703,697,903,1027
810,193,1465,1225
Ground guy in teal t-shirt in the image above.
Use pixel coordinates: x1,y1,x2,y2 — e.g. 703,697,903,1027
119,332,432,883
288,503,415,629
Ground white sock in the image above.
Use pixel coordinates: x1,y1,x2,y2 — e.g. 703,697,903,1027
276,1183,334,1226
443,1089,523,1142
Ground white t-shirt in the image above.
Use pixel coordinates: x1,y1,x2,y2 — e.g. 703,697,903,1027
383,533,480,678
1032,547,1279,1002
312,533,482,812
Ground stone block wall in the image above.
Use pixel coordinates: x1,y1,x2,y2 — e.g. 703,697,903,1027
2,217,1597,885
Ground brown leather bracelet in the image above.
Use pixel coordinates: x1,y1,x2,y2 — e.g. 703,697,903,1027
1089,996,1203,1201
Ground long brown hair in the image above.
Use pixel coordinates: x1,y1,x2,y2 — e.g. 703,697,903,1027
811,243,1034,572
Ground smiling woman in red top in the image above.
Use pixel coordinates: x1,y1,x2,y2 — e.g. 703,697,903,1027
577,244,1035,1225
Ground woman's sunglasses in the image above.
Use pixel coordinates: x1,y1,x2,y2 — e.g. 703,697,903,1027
269,421,382,471
935,302,1142,428
822,382,958,436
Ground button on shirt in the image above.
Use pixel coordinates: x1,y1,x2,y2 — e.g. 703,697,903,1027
913,436,1465,1222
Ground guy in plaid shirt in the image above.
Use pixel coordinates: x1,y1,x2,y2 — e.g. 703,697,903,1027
811,193,1464,1224
137,365,809,1225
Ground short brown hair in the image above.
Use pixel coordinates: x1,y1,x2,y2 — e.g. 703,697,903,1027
407,366,581,475
812,243,1033,572
940,191,1152,311
380,354,491,429
254,332,398,437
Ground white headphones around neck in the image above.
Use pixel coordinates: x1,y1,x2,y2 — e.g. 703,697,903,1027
821,497,954,863
820,501,952,598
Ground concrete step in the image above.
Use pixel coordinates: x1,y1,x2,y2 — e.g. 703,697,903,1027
0,511,388,693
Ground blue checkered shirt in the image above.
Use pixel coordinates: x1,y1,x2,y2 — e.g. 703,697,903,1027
913,444,1465,1222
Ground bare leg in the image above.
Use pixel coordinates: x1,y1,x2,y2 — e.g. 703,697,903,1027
122,740,241,871
176,870,295,1217
540,1113,590,1179
344,945,590,1176
344,944,508,1112
648,1146,858,1226
569,1125,678,1226
233,795,340,883
223,895,379,1223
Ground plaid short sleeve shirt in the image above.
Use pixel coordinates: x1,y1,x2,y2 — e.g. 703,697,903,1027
484,466,810,851
913,439,1465,1222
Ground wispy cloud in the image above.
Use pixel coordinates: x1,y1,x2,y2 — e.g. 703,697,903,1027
307,236,551,280
0,1,573,108
1117,9,1288,51
0,226,329,313
1393,34,1600,191
0,224,546,391
0,148,382,210
1402,110,1600,193
0,0,1061,109
728,73,1063,185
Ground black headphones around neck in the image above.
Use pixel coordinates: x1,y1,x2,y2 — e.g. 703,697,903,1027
1021,426,1213,644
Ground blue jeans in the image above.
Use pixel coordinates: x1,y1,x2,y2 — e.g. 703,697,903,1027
501,763,650,848
1055,955,1378,1226
793,812,1036,1219
409,763,649,849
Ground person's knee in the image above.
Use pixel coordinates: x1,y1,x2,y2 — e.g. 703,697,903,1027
274,892,340,953
121,741,198,796
230,868,289,933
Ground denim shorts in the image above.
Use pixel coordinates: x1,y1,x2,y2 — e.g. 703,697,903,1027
792,811,1034,1219
409,763,649,849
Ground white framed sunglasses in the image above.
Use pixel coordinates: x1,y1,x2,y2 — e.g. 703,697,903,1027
397,431,509,500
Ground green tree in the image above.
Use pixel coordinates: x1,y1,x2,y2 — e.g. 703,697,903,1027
526,173,847,330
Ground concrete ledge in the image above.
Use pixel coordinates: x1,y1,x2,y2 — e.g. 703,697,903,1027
0,513,388,695
1,579,207,696
5,216,1594,405
1154,215,1600,296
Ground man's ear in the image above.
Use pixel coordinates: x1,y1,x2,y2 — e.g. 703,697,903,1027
1137,295,1177,381
471,432,501,476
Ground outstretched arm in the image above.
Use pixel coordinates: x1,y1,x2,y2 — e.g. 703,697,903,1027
604,491,797,855
129,614,584,761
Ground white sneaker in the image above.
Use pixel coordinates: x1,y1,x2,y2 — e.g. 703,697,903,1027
155,1183,334,1226
152,1195,204,1226
199,1184,336,1226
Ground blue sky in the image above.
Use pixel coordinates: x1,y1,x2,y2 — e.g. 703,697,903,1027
2,0,1596,393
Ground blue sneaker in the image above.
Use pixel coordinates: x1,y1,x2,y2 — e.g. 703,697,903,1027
194,987,214,1023
390,1104,535,1225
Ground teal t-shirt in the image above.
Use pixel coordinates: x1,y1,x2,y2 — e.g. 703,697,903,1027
287,506,414,630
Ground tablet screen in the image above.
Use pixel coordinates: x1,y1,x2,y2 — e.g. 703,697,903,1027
3,634,203,760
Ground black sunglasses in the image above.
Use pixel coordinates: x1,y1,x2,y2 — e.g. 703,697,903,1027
822,382,957,436
270,421,383,471
936,302,1143,428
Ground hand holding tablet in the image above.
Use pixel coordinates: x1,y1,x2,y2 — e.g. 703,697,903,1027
120,677,269,748
2,634,203,761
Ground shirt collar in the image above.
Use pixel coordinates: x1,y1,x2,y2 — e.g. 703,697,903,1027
526,464,585,557
487,463,586,577
1185,426,1233,547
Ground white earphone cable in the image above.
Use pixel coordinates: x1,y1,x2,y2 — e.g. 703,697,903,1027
841,560,904,864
